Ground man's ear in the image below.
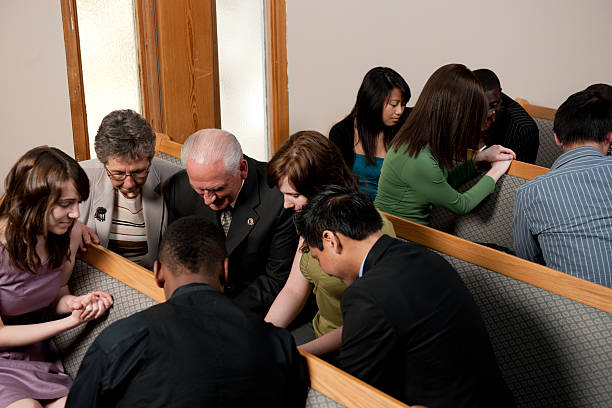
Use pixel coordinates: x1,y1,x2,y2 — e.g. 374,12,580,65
322,230,342,254
554,133,563,147
239,158,248,180
153,260,165,289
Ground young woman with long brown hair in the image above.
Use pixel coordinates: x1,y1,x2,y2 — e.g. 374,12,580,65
265,131,395,356
375,64,515,225
0,146,113,408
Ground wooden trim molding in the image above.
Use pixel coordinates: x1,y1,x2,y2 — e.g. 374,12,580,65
300,350,416,408
77,244,165,303
134,0,163,133
515,98,557,121
265,0,289,155
467,149,549,180
60,0,90,161
384,213,612,314
507,159,549,180
155,132,182,158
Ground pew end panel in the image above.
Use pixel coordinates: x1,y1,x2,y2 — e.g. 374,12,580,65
429,159,548,252
386,213,612,407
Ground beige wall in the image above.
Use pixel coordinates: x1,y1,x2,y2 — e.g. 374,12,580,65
286,0,612,136
0,1,74,195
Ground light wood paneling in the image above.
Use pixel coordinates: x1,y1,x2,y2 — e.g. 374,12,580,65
300,350,416,408
385,213,612,314
135,0,163,133
265,0,289,154
515,98,557,121
155,132,182,158
60,0,90,161
155,0,221,143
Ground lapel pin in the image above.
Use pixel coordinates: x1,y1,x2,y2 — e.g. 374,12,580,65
247,218,254,226
95,207,107,222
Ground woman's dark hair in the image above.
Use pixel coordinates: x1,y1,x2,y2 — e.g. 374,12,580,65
267,131,359,199
392,64,487,168
94,109,156,163
0,146,89,273
350,67,410,165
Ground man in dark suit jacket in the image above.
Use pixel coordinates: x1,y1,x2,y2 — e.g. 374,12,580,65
66,216,309,407
295,186,514,408
163,129,298,315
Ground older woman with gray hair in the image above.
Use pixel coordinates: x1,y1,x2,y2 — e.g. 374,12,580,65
79,109,181,269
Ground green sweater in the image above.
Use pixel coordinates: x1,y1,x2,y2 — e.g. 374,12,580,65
374,146,495,225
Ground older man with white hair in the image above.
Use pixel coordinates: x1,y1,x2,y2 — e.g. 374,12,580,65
163,129,298,315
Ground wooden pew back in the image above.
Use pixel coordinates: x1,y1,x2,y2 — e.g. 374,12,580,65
387,213,612,407
430,160,548,252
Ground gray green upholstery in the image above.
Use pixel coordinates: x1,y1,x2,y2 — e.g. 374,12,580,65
157,151,182,167
436,251,612,408
306,389,344,408
54,259,157,378
430,173,528,252
534,118,562,168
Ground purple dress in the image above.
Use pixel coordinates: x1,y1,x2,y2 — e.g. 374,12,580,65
0,245,72,406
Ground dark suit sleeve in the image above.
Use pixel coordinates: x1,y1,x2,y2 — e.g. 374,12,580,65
516,123,539,164
233,207,298,315
337,285,398,388
162,172,183,226
329,118,356,168
270,327,310,407
66,317,149,407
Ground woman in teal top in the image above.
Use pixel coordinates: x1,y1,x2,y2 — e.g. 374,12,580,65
330,67,411,200
375,64,515,225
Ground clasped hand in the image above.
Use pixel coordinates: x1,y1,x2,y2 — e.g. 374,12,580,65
70,291,113,322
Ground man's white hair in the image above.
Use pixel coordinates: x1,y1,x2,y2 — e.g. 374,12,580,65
181,129,243,174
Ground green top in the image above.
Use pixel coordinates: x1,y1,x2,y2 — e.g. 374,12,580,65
301,210,396,337
374,146,495,225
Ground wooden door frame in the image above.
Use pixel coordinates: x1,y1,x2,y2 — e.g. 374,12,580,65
61,0,289,159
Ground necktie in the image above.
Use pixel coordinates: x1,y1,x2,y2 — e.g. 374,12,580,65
220,208,232,236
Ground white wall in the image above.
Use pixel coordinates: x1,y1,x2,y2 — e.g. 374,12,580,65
0,1,74,195
286,0,612,136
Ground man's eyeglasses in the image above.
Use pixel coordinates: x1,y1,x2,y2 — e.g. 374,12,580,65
104,164,150,181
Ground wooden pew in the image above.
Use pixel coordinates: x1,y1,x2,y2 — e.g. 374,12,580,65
430,159,548,252
515,98,561,168
385,213,612,407
155,132,183,166
55,245,415,408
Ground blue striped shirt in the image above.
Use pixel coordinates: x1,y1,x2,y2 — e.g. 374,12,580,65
513,146,612,288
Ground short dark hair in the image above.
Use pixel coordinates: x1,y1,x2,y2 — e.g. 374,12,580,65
584,83,612,102
473,69,501,92
159,216,227,278
267,131,358,199
94,109,156,163
553,90,612,146
392,64,488,168
351,67,411,165
294,185,382,250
